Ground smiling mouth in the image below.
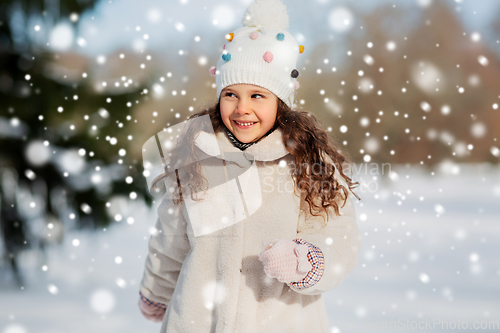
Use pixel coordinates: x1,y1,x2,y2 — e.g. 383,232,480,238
234,120,257,127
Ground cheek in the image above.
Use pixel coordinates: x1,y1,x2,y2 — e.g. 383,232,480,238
262,108,278,125
265,101,278,124
220,105,232,125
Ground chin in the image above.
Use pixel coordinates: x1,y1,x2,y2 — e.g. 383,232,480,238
235,135,254,143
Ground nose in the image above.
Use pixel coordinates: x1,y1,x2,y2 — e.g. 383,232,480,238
235,98,251,115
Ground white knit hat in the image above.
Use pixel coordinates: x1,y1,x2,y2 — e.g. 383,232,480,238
209,0,304,108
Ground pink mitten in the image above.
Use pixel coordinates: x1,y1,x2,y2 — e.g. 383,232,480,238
258,239,313,283
138,297,166,323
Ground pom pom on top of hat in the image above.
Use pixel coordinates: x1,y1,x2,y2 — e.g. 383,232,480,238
240,0,304,53
242,0,290,30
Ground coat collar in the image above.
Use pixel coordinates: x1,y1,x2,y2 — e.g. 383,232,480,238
194,127,290,162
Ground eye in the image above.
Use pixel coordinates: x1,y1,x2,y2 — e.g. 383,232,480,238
253,94,264,99
224,92,236,97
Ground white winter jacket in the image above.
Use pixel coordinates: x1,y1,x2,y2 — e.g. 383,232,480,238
139,126,362,333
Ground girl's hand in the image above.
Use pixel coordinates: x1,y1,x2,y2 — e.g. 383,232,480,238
258,239,312,283
138,297,166,323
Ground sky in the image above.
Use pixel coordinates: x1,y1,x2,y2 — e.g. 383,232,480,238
69,0,500,58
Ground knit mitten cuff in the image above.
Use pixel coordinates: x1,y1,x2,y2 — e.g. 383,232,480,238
139,291,167,310
288,239,325,290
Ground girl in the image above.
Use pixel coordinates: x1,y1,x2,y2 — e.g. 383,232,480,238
138,0,362,332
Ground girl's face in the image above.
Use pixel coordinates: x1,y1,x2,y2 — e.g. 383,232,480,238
220,84,278,143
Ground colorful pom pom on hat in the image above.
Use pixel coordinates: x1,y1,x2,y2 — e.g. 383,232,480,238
209,0,303,108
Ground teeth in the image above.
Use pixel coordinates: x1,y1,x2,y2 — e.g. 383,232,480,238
235,121,255,127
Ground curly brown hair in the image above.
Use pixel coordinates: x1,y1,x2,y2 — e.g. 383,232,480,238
160,98,360,225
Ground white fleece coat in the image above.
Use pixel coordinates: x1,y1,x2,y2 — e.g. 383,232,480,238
139,127,362,333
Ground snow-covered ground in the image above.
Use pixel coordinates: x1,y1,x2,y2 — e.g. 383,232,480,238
1,163,499,333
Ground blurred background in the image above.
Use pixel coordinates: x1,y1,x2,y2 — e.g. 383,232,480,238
0,0,499,332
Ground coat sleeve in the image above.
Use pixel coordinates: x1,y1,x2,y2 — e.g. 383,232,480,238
289,166,362,296
139,194,191,306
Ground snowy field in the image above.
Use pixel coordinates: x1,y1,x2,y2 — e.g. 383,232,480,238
1,163,499,333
